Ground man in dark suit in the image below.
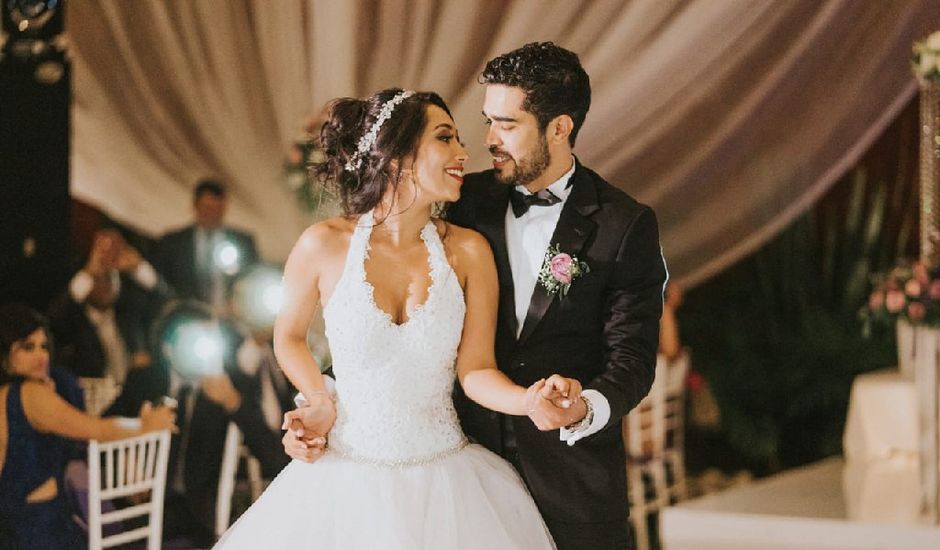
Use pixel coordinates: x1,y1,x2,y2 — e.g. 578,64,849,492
445,42,666,549
154,179,259,311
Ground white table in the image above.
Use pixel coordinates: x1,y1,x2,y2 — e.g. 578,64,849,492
843,369,918,461
661,458,940,550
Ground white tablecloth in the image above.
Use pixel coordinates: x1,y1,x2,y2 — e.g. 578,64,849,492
661,458,939,550
843,369,918,461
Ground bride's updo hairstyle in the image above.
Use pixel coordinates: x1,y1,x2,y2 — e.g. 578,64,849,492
311,87,452,216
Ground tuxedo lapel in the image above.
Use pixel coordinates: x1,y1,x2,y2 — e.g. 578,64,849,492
475,184,519,338
518,166,599,345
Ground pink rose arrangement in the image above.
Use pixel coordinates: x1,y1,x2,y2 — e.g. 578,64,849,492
538,244,590,298
863,261,940,326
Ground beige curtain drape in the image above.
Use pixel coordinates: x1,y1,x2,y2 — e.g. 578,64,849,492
67,0,940,287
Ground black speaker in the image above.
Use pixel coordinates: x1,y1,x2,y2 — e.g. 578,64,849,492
2,0,64,40
0,1,69,308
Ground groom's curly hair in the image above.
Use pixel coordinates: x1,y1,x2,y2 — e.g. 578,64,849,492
480,42,591,146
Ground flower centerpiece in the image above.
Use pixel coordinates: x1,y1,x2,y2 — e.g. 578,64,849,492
861,260,940,378
862,259,940,522
913,31,940,83
862,261,940,328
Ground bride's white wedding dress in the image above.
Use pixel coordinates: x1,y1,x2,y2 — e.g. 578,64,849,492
215,211,554,549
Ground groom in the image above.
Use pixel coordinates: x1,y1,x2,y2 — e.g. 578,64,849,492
451,42,666,549
286,43,666,549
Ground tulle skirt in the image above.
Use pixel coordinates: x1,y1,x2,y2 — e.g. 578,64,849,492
214,443,555,549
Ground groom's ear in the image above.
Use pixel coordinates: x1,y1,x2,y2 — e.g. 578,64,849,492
548,114,574,146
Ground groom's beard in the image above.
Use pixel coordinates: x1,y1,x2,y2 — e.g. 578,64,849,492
490,135,550,187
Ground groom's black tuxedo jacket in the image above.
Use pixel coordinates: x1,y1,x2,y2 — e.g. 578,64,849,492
449,160,666,527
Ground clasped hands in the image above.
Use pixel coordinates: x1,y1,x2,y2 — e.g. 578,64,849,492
281,392,336,463
524,374,586,432
281,374,585,464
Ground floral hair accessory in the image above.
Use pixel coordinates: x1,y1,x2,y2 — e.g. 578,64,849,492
538,244,590,298
344,90,415,172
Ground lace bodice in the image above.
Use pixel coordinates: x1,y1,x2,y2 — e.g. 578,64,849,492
322,211,467,465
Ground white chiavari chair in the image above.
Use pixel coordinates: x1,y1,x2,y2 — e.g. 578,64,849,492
87,429,171,550
624,350,690,550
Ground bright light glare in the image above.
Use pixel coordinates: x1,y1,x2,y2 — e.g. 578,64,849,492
214,241,241,275
261,284,283,315
233,264,285,330
193,333,222,362
171,321,225,378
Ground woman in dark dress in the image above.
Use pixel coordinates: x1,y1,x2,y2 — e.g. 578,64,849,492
0,304,175,549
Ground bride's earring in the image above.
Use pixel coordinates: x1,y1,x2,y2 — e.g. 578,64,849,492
399,168,419,206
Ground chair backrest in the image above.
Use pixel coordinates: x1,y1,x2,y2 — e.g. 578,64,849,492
624,356,669,459
665,352,689,445
87,429,171,550
215,422,265,537
79,377,122,416
215,422,242,537
624,351,690,460
624,351,692,550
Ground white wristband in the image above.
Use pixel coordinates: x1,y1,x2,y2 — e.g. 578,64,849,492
116,417,143,430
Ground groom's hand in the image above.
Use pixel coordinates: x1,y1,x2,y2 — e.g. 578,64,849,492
281,424,326,463
526,375,587,431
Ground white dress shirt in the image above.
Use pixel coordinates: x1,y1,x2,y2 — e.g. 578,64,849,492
195,228,226,309
503,158,610,445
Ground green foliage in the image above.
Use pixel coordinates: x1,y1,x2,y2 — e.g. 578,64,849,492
679,103,917,473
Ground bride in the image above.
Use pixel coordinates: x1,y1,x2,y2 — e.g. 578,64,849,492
214,89,574,548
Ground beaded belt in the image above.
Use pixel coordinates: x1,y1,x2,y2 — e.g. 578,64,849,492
329,438,470,468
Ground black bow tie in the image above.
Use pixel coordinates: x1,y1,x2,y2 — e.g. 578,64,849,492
509,188,561,218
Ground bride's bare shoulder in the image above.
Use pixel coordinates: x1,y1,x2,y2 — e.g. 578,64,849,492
436,221,494,267
291,216,357,259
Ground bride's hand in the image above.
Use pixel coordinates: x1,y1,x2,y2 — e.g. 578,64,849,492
281,394,336,463
525,375,586,431
282,427,327,463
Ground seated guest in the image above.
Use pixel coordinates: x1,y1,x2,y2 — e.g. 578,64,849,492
236,333,297,437
48,229,167,417
153,301,289,547
0,304,175,550
230,265,298,434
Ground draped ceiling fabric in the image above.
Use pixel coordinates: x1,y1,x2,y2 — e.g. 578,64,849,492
67,0,940,287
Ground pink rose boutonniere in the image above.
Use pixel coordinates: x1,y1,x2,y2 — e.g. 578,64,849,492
538,244,590,298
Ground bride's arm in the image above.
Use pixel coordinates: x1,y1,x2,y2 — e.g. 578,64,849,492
454,230,534,415
275,224,336,458
274,224,335,412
